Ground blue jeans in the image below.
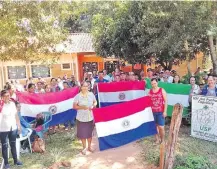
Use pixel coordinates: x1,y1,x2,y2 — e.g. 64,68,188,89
153,112,165,126
0,129,18,165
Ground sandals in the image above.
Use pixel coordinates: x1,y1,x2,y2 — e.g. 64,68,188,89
88,147,94,153
81,148,87,155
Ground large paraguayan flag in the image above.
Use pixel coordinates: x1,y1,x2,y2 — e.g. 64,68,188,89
93,96,157,151
97,81,146,107
17,87,79,126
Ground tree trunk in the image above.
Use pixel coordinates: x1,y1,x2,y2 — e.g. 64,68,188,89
164,104,183,169
168,61,173,71
208,35,217,75
202,53,212,71
159,61,173,71
184,40,192,75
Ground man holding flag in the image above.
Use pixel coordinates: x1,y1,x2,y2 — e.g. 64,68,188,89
149,78,167,144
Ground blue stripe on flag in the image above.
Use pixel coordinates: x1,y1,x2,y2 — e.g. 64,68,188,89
23,109,77,126
100,102,124,107
98,121,157,151
50,109,77,126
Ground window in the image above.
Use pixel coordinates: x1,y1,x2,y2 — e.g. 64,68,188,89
61,63,71,70
31,65,50,78
7,66,26,79
104,61,119,73
83,62,98,72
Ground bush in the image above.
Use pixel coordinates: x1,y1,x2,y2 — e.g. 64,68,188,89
181,72,206,85
174,154,216,169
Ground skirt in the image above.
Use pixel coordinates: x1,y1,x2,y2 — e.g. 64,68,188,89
77,120,94,139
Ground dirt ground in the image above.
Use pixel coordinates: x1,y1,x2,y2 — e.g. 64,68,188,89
69,135,159,169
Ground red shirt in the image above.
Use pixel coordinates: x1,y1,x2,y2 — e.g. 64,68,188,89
149,88,165,113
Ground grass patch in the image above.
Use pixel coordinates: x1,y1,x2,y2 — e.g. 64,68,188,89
9,129,81,169
140,125,217,169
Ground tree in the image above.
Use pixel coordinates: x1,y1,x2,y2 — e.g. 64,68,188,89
0,1,73,63
91,1,211,72
206,2,217,75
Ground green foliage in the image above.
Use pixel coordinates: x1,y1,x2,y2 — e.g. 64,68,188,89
174,154,216,169
0,1,73,62
141,139,160,166
90,1,215,70
181,72,206,84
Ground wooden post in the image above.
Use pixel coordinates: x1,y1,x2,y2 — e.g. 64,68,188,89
159,142,165,169
164,103,183,169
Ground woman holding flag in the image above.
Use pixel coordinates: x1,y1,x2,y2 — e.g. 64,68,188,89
73,82,97,155
149,78,167,144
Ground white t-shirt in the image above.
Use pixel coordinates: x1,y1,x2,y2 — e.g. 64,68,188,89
58,81,64,90
167,76,174,83
0,101,17,132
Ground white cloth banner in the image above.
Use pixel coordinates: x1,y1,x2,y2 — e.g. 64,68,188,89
191,95,217,142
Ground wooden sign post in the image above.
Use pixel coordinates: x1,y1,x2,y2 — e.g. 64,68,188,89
163,103,183,169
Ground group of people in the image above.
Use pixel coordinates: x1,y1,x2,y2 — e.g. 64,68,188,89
0,66,217,169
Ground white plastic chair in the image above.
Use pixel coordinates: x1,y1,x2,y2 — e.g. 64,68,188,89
8,128,33,159
0,157,4,169
16,128,33,159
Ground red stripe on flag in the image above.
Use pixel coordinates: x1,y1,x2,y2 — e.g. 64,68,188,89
98,81,145,92
93,96,152,122
17,87,79,105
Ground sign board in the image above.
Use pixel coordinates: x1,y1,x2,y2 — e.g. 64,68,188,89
191,95,217,142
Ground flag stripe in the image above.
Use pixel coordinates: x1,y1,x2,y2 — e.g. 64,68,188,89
158,82,191,95
96,107,153,137
23,109,77,127
145,79,191,95
167,105,189,116
100,102,189,116
93,96,152,123
17,87,79,104
98,90,145,103
98,81,145,92
100,102,123,107
98,121,157,151
20,98,74,117
167,94,189,107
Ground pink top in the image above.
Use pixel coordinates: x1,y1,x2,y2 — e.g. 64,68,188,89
149,88,165,113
